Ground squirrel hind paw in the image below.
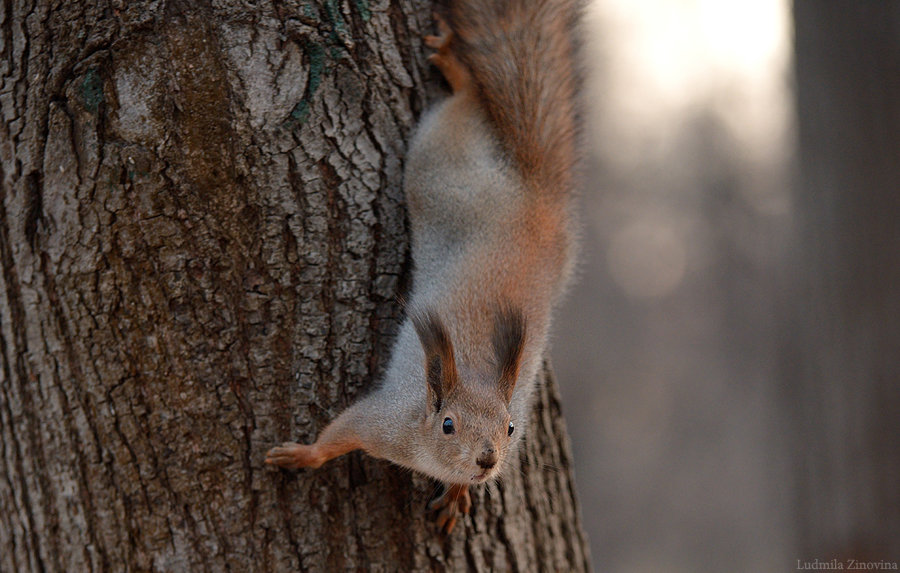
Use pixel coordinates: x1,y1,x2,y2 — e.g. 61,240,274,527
428,12,453,43
427,483,471,536
425,19,472,94
424,34,445,50
424,13,453,52
426,51,472,95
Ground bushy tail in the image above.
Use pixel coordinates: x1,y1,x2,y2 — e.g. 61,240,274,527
441,0,580,201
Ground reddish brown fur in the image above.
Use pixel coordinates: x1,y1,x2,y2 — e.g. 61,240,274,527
438,0,580,202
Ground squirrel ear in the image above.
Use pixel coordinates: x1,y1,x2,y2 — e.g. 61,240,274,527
411,309,458,411
492,305,527,403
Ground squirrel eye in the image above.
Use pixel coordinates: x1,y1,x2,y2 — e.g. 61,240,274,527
508,422,515,436
442,417,455,435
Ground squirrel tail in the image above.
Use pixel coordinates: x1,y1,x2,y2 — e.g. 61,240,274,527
441,0,581,201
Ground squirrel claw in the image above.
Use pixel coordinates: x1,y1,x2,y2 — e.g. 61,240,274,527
427,483,471,536
265,442,320,469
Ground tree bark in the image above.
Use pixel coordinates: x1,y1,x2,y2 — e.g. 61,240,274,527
0,0,590,571
791,1,900,562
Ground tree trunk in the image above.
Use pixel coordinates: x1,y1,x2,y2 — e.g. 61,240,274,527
791,1,900,562
0,1,590,571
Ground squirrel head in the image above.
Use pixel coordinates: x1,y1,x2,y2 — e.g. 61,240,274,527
411,305,527,485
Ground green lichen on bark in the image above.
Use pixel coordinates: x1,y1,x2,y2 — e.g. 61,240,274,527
354,0,371,22
81,67,104,113
290,41,327,125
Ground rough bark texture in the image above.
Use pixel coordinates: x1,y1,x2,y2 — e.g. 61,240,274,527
791,1,900,562
0,0,590,571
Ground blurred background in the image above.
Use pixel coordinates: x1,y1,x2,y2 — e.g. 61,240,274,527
553,1,899,571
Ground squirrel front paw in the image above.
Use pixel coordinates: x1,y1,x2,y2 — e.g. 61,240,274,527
265,442,322,469
427,483,471,535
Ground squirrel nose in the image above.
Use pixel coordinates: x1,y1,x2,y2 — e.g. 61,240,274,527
477,447,497,469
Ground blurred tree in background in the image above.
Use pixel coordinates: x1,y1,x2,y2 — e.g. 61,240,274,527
554,1,898,570
791,0,900,561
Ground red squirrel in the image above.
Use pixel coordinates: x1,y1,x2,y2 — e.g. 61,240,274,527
266,0,579,534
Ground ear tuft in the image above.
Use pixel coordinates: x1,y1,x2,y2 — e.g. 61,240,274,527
492,304,527,403
411,308,458,411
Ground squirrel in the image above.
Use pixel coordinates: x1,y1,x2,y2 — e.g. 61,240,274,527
266,0,579,535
